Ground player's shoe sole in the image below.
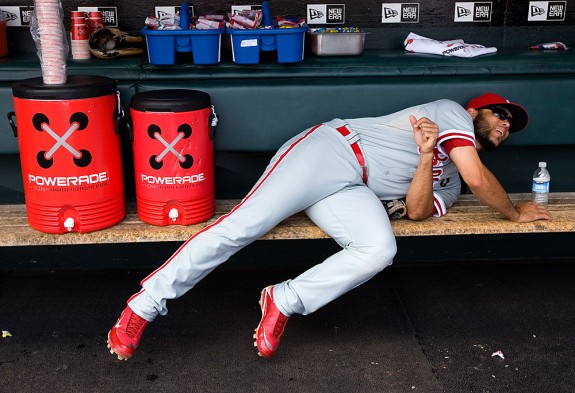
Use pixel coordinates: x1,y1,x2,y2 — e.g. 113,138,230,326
107,330,132,361
107,306,149,361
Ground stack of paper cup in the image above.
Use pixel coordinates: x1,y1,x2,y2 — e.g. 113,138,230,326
70,11,91,60
34,0,67,84
87,11,104,33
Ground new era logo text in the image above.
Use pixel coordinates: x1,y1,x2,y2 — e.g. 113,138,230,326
528,1,566,21
327,5,345,23
78,6,118,27
454,2,492,22
382,3,419,23
307,4,345,24
1,6,34,26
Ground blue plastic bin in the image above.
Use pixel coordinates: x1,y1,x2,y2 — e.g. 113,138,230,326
140,27,225,65
228,26,308,64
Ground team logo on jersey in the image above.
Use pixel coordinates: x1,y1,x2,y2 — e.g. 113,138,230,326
307,4,345,25
454,2,492,22
33,112,92,169
381,3,419,23
528,1,566,21
431,146,451,185
147,124,194,170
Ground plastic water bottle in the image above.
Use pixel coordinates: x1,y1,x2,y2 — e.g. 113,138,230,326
532,161,550,206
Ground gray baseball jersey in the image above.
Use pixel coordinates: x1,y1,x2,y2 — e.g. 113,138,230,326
343,98,475,216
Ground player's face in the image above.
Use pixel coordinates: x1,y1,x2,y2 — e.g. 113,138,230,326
473,107,512,152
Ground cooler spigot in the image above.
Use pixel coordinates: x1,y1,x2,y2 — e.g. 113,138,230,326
169,208,179,222
64,217,75,232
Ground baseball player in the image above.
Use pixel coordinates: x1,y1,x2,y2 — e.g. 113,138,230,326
107,93,552,360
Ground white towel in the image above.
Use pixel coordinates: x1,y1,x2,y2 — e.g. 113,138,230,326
404,32,497,58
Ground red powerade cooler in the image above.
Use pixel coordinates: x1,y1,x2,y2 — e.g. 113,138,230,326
10,75,125,234
130,89,216,226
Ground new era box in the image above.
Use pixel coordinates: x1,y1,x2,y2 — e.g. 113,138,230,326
228,26,308,64
141,27,225,65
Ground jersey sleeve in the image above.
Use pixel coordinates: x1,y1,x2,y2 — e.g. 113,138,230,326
432,185,461,217
432,192,448,217
422,99,476,155
441,138,475,155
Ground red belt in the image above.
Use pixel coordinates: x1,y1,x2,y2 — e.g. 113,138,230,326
336,125,368,184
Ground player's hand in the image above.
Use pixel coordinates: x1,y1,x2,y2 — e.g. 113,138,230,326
513,201,553,222
410,115,438,154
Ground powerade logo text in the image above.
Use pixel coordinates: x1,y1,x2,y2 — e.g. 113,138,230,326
381,3,419,23
442,45,466,55
141,173,206,189
28,172,109,191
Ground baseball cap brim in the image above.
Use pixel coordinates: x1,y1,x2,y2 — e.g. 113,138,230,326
466,92,529,133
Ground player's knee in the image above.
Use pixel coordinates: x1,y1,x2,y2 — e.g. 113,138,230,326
352,237,397,276
371,240,397,271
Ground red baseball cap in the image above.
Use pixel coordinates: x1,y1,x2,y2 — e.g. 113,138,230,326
466,92,529,133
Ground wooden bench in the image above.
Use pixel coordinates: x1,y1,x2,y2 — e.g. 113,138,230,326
1,192,574,247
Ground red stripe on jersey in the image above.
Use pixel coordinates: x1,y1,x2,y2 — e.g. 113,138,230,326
437,131,474,143
442,138,475,155
433,195,445,217
140,124,324,287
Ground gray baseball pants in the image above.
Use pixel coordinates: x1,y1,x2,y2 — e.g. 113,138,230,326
128,123,397,321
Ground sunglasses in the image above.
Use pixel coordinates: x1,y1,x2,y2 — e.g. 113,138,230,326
485,106,513,122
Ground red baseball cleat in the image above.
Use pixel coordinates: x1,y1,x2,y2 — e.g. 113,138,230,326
254,286,289,358
107,306,149,360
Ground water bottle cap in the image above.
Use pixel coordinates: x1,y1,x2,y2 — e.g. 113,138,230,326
539,161,547,168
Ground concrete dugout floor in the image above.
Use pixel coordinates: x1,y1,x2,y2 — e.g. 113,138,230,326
1,259,574,393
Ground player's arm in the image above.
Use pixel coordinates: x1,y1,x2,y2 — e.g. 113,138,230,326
449,146,552,222
405,116,437,220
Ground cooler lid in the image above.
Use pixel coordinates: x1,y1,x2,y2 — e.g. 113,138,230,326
12,75,117,100
130,89,211,112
